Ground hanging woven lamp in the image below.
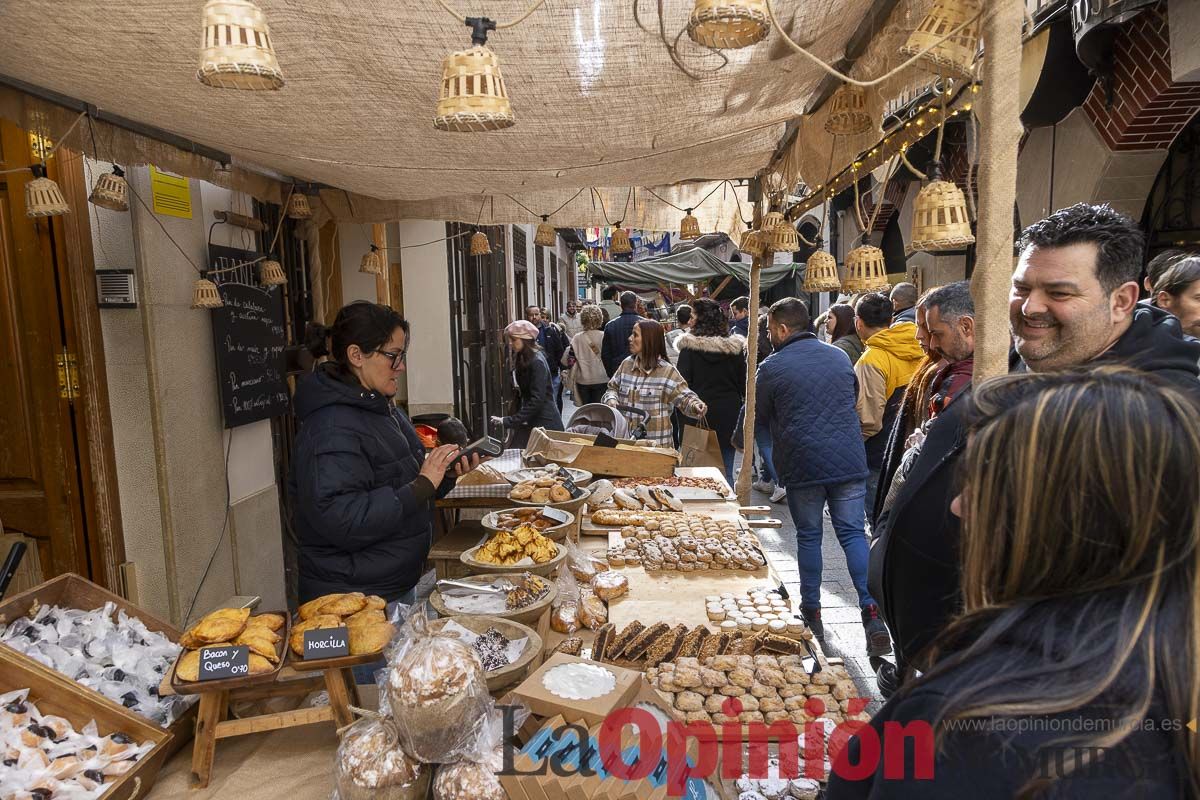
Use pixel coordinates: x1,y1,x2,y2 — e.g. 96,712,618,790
435,19,514,133
687,0,769,49
842,245,890,293
470,231,492,256
260,258,287,286
803,250,841,292
759,211,799,253
25,164,70,218
197,0,284,90
900,0,981,80
740,228,764,259
908,178,975,253
191,277,223,309
286,191,311,220
679,208,701,240
89,165,129,212
824,84,874,136
360,244,384,275
534,216,556,247
610,225,633,255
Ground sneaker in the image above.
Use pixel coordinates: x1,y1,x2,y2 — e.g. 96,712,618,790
801,607,825,640
769,486,787,503
752,480,774,494
861,604,892,658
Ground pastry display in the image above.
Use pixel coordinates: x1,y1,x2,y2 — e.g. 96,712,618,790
298,592,383,621
176,646,275,682
613,476,730,494
594,486,685,513
470,627,513,672
591,571,629,601
552,637,584,657
595,623,809,669
707,590,811,641
335,715,429,800
589,509,719,528
489,507,569,532
0,687,156,799
173,608,294,682
440,573,550,616
508,474,579,504
503,574,551,610
179,607,251,648
614,527,767,573
471,526,558,565
0,601,194,727
285,599,396,658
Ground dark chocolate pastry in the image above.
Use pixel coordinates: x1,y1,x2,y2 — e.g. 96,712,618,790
619,622,670,662
642,624,688,668
591,623,615,662
675,626,710,659
604,622,644,662
553,637,584,657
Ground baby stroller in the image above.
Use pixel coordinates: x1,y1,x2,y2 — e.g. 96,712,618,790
566,403,650,441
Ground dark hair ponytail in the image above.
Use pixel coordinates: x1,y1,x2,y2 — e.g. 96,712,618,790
305,301,409,366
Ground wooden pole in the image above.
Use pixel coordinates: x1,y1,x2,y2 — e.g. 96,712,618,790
970,0,1024,381
736,200,765,505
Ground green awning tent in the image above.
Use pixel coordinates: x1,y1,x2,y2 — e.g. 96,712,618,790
585,248,801,292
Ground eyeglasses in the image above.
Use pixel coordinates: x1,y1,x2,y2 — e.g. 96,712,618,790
375,349,407,369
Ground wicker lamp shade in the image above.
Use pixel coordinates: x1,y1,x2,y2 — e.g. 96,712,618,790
286,192,312,220
197,0,284,91
687,0,769,49
534,217,556,247
260,259,287,286
435,45,515,132
679,209,701,240
900,0,981,79
908,180,975,253
740,228,764,258
610,226,633,255
803,250,841,292
842,245,890,293
470,231,492,256
89,165,129,212
759,211,799,254
191,277,224,309
360,245,384,275
25,165,69,218
824,84,874,136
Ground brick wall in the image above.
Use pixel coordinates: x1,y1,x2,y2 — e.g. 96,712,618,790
1083,2,1200,151
861,181,910,233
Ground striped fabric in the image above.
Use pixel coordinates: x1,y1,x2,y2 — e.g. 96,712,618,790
603,356,704,447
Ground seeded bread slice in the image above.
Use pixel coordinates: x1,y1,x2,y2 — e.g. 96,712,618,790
643,624,688,668
591,623,615,661
675,625,710,659
620,622,670,662
603,621,644,662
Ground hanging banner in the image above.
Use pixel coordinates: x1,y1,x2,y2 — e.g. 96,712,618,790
150,166,193,219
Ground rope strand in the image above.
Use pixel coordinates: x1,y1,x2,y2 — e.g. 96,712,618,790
433,0,547,29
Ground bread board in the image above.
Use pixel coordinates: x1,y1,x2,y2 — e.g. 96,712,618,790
170,610,290,695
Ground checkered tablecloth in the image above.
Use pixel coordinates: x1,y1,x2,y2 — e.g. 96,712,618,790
443,449,525,499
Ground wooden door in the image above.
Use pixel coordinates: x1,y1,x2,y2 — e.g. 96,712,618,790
0,124,90,578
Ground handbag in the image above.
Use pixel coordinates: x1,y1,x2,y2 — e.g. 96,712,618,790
678,416,725,468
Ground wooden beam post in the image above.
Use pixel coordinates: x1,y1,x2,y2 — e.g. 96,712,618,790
736,198,765,506
971,0,1025,381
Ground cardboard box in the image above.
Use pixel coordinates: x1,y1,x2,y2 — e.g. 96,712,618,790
499,714,566,800
509,653,642,728
525,428,679,478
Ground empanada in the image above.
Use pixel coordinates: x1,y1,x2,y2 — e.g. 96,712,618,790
289,614,343,656
184,607,250,645
363,595,387,612
235,627,282,662
248,653,276,675
175,642,234,682
345,608,387,627
246,613,286,632
299,594,341,620
348,622,396,656
318,592,367,617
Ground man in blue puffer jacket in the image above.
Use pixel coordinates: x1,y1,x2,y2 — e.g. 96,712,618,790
755,298,891,657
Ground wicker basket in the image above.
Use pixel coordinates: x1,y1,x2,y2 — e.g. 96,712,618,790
191,277,223,309
842,245,890,293
908,180,975,253
824,84,874,136
740,228,764,258
435,45,515,132
803,250,841,292
89,167,128,212
360,246,384,275
260,259,287,286
197,0,285,90
610,227,633,255
25,166,69,218
759,211,799,253
470,231,492,256
534,218,556,247
286,191,311,219
687,0,769,50
900,0,981,79
679,210,701,240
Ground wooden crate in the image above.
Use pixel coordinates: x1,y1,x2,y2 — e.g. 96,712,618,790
524,428,679,478
0,573,196,757
0,647,174,800
427,520,488,580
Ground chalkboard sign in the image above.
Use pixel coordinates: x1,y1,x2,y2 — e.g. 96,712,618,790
303,625,350,659
199,645,250,680
208,245,290,428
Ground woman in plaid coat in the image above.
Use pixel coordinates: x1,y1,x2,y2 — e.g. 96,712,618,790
604,319,707,448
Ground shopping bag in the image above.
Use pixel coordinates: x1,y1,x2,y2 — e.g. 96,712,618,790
678,419,724,469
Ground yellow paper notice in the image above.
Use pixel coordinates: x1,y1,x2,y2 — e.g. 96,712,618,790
150,166,192,219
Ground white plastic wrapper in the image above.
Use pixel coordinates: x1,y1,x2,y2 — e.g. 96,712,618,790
334,714,429,800
433,706,526,800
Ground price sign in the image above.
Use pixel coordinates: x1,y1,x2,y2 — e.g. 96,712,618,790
540,506,572,524
303,626,350,659
199,645,250,680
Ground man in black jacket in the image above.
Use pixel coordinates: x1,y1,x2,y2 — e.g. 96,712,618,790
601,291,643,376
527,305,567,410
870,203,1200,693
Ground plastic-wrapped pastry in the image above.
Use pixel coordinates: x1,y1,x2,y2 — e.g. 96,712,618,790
578,594,607,631
591,571,629,601
335,715,429,800
550,603,579,634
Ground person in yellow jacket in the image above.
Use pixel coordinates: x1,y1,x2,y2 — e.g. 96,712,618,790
852,293,926,517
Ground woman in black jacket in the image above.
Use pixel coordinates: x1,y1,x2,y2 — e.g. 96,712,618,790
829,368,1198,798
290,302,475,606
676,298,746,480
491,319,563,448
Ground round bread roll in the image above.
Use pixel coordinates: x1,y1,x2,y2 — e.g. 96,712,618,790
434,749,505,800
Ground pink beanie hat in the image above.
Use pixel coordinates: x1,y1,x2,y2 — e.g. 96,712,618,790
505,320,540,340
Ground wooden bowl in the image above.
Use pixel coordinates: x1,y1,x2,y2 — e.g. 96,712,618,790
504,467,593,487
460,539,567,577
507,487,592,516
428,573,557,626
428,615,543,693
481,508,575,540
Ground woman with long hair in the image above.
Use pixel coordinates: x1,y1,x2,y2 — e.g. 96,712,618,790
604,319,707,448
676,298,745,480
564,305,608,405
826,303,864,364
491,319,563,448
1154,255,1200,339
828,367,1198,797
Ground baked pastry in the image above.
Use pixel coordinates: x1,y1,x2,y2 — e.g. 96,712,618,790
676,626,709,659
605,622,643,660
175,644,228,682
642,624,687,668
320,592,369,617
553,637,584,657
299,594,343,620
235,626,281,662
246,612,286,632
621,622,670,662
591,571,629,601
550,602,579,634
591,623,615,661
530,488,552,504
550,484,571,503
434,752,505,800
346,608,388,627
579,594,608,630
289,614,344,657
182,607,250,647
337,717,429,800
349,621,396,656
